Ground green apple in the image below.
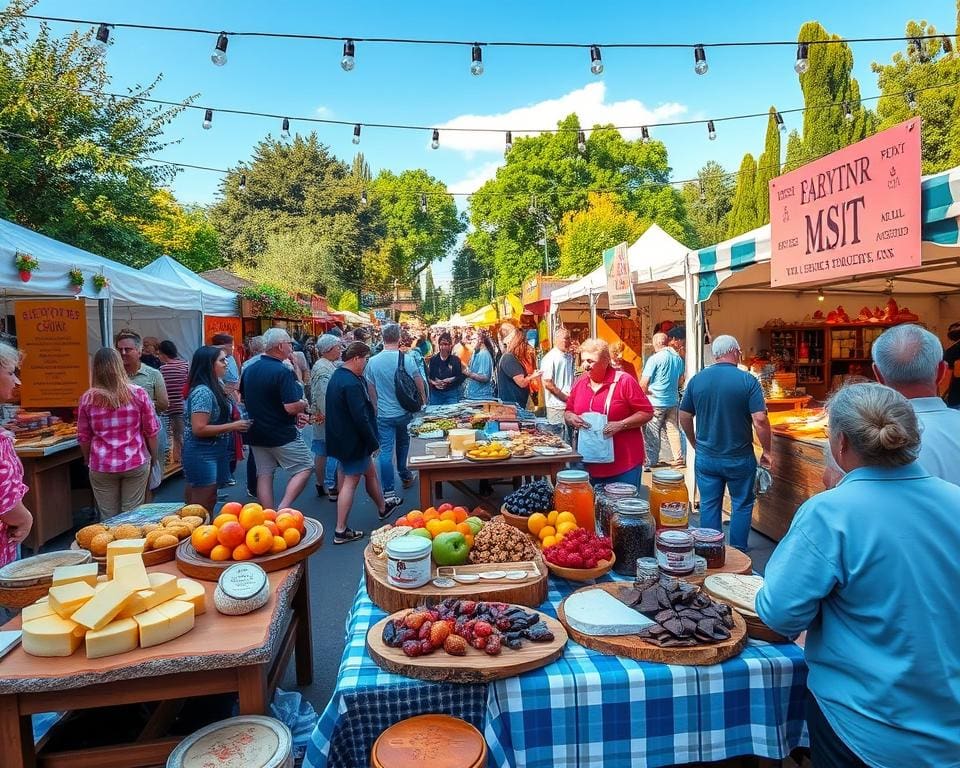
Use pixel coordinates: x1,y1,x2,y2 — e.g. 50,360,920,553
409,528,433,541
432,531,470,566
464,517,484,535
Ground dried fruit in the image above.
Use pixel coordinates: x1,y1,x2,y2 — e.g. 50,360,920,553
419,638,435,655
470,635,488,651
418,620,433,640
444,634,468,655
401,640,422,658
429,620,453,648
403,610,430,630
473,620,493,638
484,635,502,655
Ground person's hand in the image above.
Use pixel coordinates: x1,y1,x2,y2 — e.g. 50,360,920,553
314,411,326,425
602,420,624,438
232,419,253,432
759,452,773,470
2,503,33,544
295,413,309,428
566,413,590,430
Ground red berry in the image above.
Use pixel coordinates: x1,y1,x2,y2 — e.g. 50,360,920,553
402,640,422,657
471,635,488,650
474,621,493,638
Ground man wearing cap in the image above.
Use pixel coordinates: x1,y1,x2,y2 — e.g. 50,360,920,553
310,335,343,498
640,326,686,469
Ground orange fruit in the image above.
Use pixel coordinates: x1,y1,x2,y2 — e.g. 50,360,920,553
263,509,277,522
270,535,288,554
238,506,266,531
217,521,246,548
541,535,558,549
191,525,219,555
423,510,439,522
407,510,423,520
547,511,559,526
556,511,577,526
464,533,474,549
437,519,457,533
557,521,578,536
439,509,456,522
263,520,279,537
212,513,239,528
240,502,263,518
220,501,242,517
245,525,274,555
425,519,443,538
452,506,469,523
275,513,297,533
282,527,301,547
527,512,547,536
279,508,304,528
231,543,253,561
455,522,472,536
210,544,232,561
538,525,556,541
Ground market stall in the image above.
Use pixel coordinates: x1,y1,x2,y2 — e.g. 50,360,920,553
521,274,572,351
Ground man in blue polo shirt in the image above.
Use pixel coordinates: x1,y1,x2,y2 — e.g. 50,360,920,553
679,334,772,551
640,327,685,468
240,328,313,511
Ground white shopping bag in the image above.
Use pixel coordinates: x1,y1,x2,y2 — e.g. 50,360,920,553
574,372,623,464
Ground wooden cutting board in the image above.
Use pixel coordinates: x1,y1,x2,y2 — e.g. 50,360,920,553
364,544,547,613
366,605,567,683
557,582,747,666
685,546,753,584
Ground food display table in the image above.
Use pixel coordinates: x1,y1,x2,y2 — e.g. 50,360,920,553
407,438,581,510
754,431,827,541
0,559,314,768
764,396,813,412
304,576,808,768
16,440,85,552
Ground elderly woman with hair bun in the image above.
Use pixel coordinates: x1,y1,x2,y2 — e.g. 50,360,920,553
0,342,33,564
756,382,960,768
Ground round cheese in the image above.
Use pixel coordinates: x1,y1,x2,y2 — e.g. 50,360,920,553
214,563,269,616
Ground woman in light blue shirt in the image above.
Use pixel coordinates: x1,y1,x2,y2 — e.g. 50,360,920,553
757,382,960,768
463,332,495,400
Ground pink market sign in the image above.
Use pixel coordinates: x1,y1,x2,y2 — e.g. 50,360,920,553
769,118,921,287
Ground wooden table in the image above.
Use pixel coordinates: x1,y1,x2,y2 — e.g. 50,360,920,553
754,431,826,541
16,441,84,552
407,438,581,510
764,396,813,412
0,559,314,768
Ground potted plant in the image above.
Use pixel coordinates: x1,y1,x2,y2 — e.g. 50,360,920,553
92,272,110,292
240,285,311,319
68,268,85,294
15,252,39,282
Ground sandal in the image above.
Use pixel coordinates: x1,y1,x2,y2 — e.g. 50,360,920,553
334,527,364,545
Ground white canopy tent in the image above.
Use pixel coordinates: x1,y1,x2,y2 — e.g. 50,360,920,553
142,255,239,317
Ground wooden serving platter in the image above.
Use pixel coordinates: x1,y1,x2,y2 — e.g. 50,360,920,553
557,582,747,666
685,547,753,584
436,560,541,584
0,551,95,609
366,604,567,683
175,517,324,581
364,545,547,613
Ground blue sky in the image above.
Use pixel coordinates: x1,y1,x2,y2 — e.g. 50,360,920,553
21,0,956,284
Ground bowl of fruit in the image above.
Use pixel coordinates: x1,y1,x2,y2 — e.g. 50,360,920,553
540,528,615,581
500,480,554,531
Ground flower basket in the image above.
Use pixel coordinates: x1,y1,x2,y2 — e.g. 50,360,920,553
15,252,38,282
68,268,85,294
92,273,110,292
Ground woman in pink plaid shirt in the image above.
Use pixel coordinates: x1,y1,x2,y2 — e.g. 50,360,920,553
78,348,160,519
0,342,33,566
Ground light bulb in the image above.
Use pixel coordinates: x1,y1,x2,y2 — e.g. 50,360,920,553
505,131,513,152
794,42,809,74
211,33,228,66
775,111,786,133
361,190,368,206
95,23,110,50
577,130,586,153
843,101,853,123
699,182,706,203
590,45,603,75
281,117,290,140
907,90,918,110
641,126,650,142
341,40,355,71
202,108,213,130
707,120,716,141
694,44,708,75
238,174,246,193
420,194,427,213
528,195,537,215
471,44,484,76
431,129,439,149
817,288,825,302
352,124,361,144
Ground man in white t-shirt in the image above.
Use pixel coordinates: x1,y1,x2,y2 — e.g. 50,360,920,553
540,328,574,435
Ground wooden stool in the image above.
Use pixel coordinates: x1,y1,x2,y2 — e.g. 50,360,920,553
371,714,486,768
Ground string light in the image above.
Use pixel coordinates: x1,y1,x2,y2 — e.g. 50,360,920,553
420,193,427,213
775,110,785,132
795,42,809,74
211,32,228,66
95,23,110,48
430,129,439,149
360,190,368,205
817,288,825,302
699,181,706,203
641,126,650,142
202,108,213,129
528,194,537,215
707,120,716,140
505,130,512,152
238,173,246,193
907,90,918,110
589,45,603,75
694,44,708,75
470,44,484,76
577,130,587,153
341,39,355,71
352,123,361,144
280,117,290,139
843,100,853,122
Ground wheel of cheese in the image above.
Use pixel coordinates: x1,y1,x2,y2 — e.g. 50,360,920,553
371,714,486,768
166,715,292,768
703,573,764,615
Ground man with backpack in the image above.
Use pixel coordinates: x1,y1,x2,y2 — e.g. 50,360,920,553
364,323,427,508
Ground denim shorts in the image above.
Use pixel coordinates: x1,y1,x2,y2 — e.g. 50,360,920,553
182,438,230,487
311,438,329,457
339,456,371,477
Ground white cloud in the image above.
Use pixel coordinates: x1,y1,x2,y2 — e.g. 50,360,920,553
433,82,686,156
447,161,502,196
315,105,334,118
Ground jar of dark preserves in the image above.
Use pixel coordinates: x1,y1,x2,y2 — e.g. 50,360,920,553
655,529,695,577
610,498,654,576
595,482,638,538
692,528,726,569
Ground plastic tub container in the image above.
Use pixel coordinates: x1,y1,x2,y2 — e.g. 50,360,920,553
386,535,433,589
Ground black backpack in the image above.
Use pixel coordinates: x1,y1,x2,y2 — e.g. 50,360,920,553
395,351,423,412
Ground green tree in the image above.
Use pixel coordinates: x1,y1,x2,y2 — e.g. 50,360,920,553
679,161,734,248
451,243,485,310
754,109,782,225
554,192,648,276
233,227,337,295
872,19,960,173
337,291,359,312
782,130,806,173
727,154,759,237
138,190,222,272
424,266,436,316
351,152,372,181
0,2,188,265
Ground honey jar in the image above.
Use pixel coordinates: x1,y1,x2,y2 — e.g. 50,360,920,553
554,470,596,532
650,469,689,529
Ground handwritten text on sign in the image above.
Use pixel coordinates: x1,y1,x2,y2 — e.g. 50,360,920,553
16,300,89,408
769,118,921,287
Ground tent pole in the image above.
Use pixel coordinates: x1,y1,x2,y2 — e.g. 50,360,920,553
589,291,597,337
98,298,110,349
682,260,698,500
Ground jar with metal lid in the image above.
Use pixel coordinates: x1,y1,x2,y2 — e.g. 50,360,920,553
595,482,638,537
610,498,654,576
655,529,695,576
636,556,659,581
692,527,726,569
650,469,689,529
554,470,595,532
386,535,433,589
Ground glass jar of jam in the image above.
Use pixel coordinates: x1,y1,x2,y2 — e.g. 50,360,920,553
554,470,595,532
636,557,659,581
655,529,695,577
595,482,637,538
650,469,689,529
692,528,726,569
610,498,654,576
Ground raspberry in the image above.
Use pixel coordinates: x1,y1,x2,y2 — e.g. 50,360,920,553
470,635,488,650
484,635,502,655
429,620,453,648
473,621,493,638
444,634,468,656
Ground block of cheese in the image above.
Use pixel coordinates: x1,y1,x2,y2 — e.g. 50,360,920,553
22,615,86,657
112,553,150,591
85,617,139,659
116,573,184,619
106,539,146,578
562,588,656,636
47,581,96,620
70,580,136,631
21,600,56,623
135,599,195,648
176,578,207,615
51,563,99,588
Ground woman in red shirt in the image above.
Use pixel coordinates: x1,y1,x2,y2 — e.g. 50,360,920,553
564,338,653,487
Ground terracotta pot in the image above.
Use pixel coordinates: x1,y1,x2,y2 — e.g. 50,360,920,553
19,270,31,282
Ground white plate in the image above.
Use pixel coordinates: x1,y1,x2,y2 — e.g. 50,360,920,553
453,573,480,584
416,430,444,439
504,570,529,581
533,446,564,455
478,570,507,580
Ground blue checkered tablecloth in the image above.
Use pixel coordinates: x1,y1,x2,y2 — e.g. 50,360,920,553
304,575,808,768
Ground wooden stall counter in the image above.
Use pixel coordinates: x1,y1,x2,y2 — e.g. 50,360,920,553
754,431,827,542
